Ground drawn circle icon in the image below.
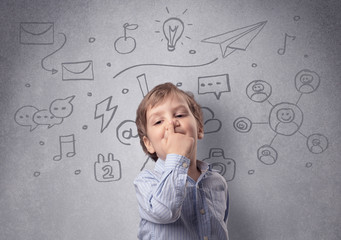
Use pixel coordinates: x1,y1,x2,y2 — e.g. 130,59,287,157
257,145,278,165
269,102,303,136
306,133,328,154
295,69,320,94
233,117,252,133
246,80,272,103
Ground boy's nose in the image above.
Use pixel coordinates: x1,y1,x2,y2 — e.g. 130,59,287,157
172,119,180,127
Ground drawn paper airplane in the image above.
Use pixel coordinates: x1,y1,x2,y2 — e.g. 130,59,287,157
201,21,267,58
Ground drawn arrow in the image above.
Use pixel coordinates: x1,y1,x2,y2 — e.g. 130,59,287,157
41,32,67,74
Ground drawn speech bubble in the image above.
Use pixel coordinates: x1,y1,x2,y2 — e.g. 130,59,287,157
49,95,75,118
198,74,230,100
33,109,63,128
14,105,39,131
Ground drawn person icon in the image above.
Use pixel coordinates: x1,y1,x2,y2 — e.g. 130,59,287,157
269,103,303,136
257,145,278,165
246,80,272,103
295,69,320,94
307,133,328,154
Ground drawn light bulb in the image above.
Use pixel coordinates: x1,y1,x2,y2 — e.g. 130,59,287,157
163,17,184,51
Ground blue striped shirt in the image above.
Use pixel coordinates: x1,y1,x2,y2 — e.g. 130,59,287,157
134,154,229,240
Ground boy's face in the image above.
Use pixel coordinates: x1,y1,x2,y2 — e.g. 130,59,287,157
143,94,203,160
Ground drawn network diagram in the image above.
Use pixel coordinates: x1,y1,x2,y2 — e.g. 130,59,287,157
233,69,328,166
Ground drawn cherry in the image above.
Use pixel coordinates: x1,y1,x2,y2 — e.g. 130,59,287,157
114,23,138,54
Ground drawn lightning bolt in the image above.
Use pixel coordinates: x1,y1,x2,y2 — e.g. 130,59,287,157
95,96,118,133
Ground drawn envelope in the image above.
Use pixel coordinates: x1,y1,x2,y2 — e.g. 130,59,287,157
62,60,94,81
20,22,54,45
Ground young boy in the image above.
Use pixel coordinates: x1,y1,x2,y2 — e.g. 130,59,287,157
134,82,229,240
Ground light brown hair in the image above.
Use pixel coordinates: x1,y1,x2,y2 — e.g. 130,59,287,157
135,82,203,161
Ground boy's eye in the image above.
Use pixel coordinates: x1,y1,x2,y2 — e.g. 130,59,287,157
176,113,186,118
154,120,162,125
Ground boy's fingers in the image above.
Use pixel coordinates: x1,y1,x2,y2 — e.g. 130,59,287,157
164,127,168,139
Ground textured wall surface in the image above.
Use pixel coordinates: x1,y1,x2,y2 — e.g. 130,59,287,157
0,0,340,239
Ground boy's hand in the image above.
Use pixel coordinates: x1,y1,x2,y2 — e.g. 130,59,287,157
161,121,195,160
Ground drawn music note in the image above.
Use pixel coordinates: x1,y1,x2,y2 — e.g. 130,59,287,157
277,33,296,55
53,134,76,161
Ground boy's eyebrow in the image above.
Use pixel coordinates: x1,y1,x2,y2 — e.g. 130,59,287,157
147,104,188,122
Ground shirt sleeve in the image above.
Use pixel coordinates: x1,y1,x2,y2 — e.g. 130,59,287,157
134,154,190,224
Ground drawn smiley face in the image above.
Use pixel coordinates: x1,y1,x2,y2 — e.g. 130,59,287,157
261,149,271,156
312,138,321,146
276,108,295,123
300,74,314,85
252,83,265,93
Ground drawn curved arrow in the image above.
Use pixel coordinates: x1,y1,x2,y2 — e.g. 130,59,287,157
41,32,67,74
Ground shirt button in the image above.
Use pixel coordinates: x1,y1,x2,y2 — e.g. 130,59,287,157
200,209,205,215
203,236,208,240
182,162,188,168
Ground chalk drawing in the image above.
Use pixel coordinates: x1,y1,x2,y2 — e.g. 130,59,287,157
114,23,138,54
116,120,139,145
137,74,150,97
246,80,272,103
277,33,296,55
94,153,122,182
201,107,222,134
94,96,118,133
20,22,54,45
202,148,236,182
201,21,267,58
198,73,231,100
155,7,193,51
14,95,75,131
41,32,67,74
234,69,328,164
53,134,76,161
62,60,94,81
113,58,218,79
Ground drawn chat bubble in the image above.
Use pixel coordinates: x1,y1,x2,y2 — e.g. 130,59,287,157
49,95,75,118
198,74,230,100
33,109,63,128
14,105,39,131
116,120,139,145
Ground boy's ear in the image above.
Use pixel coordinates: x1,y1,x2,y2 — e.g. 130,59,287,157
198,127,204,139
143,136,155,154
